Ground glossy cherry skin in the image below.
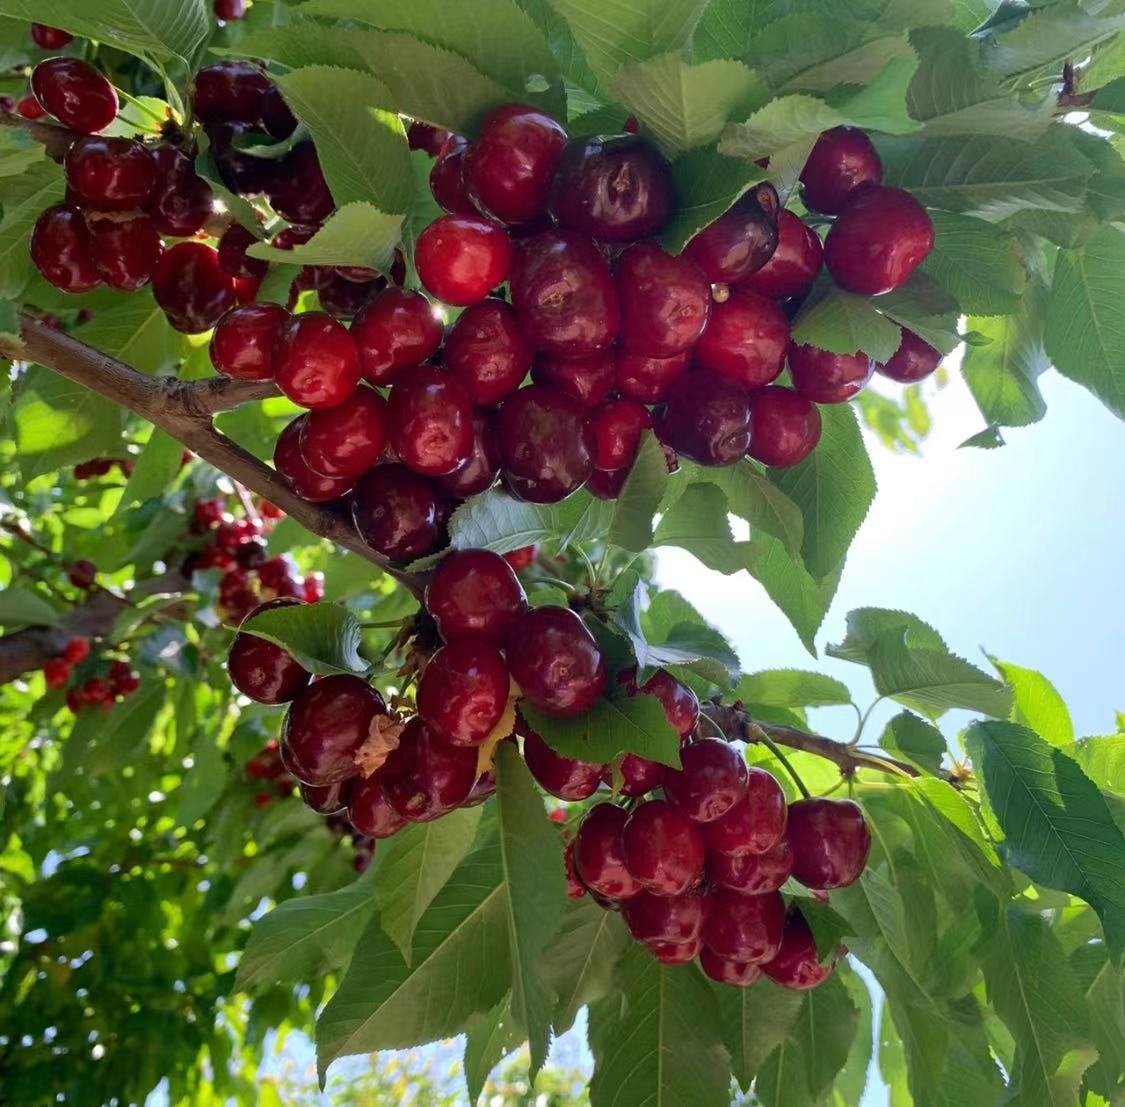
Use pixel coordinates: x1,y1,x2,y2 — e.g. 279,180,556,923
710,839,793,895
588,399,651,471
564,838,586,899
387,364,474,477
408,121,450,157
575,803,641,900
429,135,476,215
700,946,762,987
210,303,288,381
351,464,440,561
88,213,162,292
622,800,705,897
207,119,275,195
531,350,616,407
435,412,501,497
824,186,934,296
741,210,823,301
445,300,532,405
347,773,407,838
351,288,443,385
510,230,620,356
875,328,942,383
300,779,352,816
683,183,780,284
648,937,703,964
262,83,297,139
417,641,510,747
30,205,100,293
416,214,512,305
191,60,271,125
585,467,628,500
299,387,388,478
747,386,822,468
695,288,790,389
704,767,788,857
227,600,311,704
616,241,711,358
218,224,268,280
633,668,700,738
656,370,752,467
664,739,749,823
506,606,606,716
65,136,156,210
703,888,785,963
152,243,236,333
274,312,361,409
32,58,118,134
281,674,386,787
463,770,498,808
762,910,837,989
15,95,46,121
800,126,882,214
549,135,674,242
146,144,213,236
788,343,873,404
214,0,247,19
615,754,664,797
522,728,603,800
624,889,709,945
30,24,73,49
267,143,335,224
787,797,871,889
425,549,527,643
380,717,479,821
615,350,690,403
274,417,355,502
463,103,568,225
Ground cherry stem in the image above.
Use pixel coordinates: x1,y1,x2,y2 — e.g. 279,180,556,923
747,723,813,799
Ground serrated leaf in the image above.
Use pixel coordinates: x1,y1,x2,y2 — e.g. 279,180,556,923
450,488,614,554
174,730,227,827
829,606,947,664
86,679,165,775
991,658,1074,748
0,586,58,628
248,202,405,271
734,669,852,708
683,461,804,557
0,159,62,298
874,272,962,355
607,431,668,551
116,431,183,514
653,482,757,574
879,711,946,775
789,277,903,363
463,996,522,1106
717,976,804,1092
78,292,186,373
240,602,366,675
921,209,1026,316
748,532,842,655
692,0,772,62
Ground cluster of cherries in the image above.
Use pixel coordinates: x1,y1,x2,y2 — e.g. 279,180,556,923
42,635,140,715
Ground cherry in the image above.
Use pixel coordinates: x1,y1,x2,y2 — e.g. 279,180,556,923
152,242,236,333
700,946,762,988
503,545,537,572
522,725,603,800
564,839,586,899
741,210,823,301
210,303,289,381
788,343,873,404
622,800,705,896
548,135,674,241
63,637,90,664
218,224,268,281
301,779,352,816
616,241,711,358
510,230,619,356
64,136,156,210
823,185,934,295
273,417,355,502
619,667,700,739
31,58,118,134
683,183,780,284
272,224,316,252
380,716,478,821
206,120,276,195
615,755,664,797
787,797,871,889
585,467,628,500
387,365,474,477
464,770,498,807
615,350,690,403
648,938,703,964
261,83,297,140
531,350,616,407
267,143,335,225
30,24,73,49
574,803,641,900
191,61,270,126
274,312,360,408
445,300,532,405
407,121,450,157
434,412,501,498
350,288,442,385
417,641,510,746
704,767,788,856
747,386,822,467
425,549,526,643
43,656,71,689
214,0,246,19
313,268,384,318
146,145,213,236
429,135,476,215
588,399,651,472
16,95,46,121
227,600,311,704
703,889,785,963
463,103,568,225
762,909,837,990
87,214,162,292
282,674,386,786
108,661,139,696
694,288,789,389
351,464,440,560
875,328,942,383
800,126,882,215
347,773,408,838
664,739,748,823
298,387,388,479
623,890,709,945
710,839,793,895
506,605,606,716
416,214,512,305
30,205,100,293
655,370,752,467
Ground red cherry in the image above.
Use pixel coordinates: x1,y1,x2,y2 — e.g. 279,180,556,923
65,136,155,210
664,739,748,823
434,412,501,498
531,350,616,407
622,800,706,896
704,767,788,857
217,224,268,281
43,656,71,689
429,135,476,214
313,267,385,318
267,143,335,225
741,210,823,301
31,58,118,134
761,909,838,989
282,674,386,786
503,545,537,572
210,303,289,381
463,770,498,807
387,364,474,477
564,839,586,899
351,464,440,561
63,637,90,664
623,890,710,945
261,83,297,139
30,204,100,293
800,127,882,215
274,312,360,408
153,242,236,333
875,328,942,383
683,183,780,284
425,549,527,643
747,386,822,467
703,889,786,963
416,214,512,305
823,186,934,295
380,716,478,821
300,779,352,816
614,754,664,797
710,839,793,895
648,937,703,964
506,605,606,716
407,121,450,157
206,119,275,195
694,288,789,389
347,773,407,837
192,61,271,124
16,94,46,121
298,387,387,479
588,399,651,471
616,241,711,358
273,417,354,502
214,0,246,19
30,24,73,49
700,946,762,987
575,803,641,900
417,641,510,747
522,727,603,800
227,600,311,704
619,667,700,739
445,300,532,405
67,560,97,589
788,343,873,404
88,214,162,292
614,349,690,403
65,689,84,713
787,797,871,889
145,144,214,237
655,370,751,467
585,466,628,501
83,676,113,703
350,288,442,385
463,103,568,225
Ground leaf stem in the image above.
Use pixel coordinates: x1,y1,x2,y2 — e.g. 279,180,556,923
742,720,812,799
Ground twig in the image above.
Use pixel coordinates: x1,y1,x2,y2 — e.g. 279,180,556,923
744,720,812,798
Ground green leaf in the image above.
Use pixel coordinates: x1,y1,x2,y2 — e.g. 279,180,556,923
117,431,184,513
607,431,668,552
734,669,851,708
248,202,405,271
879,711,946,775
789,277,903,363
691,0,771,61
653,482,756,574
86,679,166,775
590,945,730,1107
874,272,962,355
463,996,522,1105
748,532,841,655
240,602,366,676
717,976,804,1092
449,488,613,555
0,160,63,298
991,659,1075,748
921,209,1027,316
174,730,227,827
684,461,804,557
0,586,57,628
971,720,1125,961
78,292,186,373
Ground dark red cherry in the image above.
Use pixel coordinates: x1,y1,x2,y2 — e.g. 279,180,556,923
510,230,620,356
282,674,386,786
267,142,335,225
417,641,510,747
703,889,785,963
564,839,587,899
664,738,748,823
548,135,674,242
800,126,882,214
875,328,942,383
616,241,711,358
616,755,664,797
191,61,271,125
416,214,512,305
615,350,690,403
531,350,616,407
762,909,837,989
425,549,527,643
218,224,268,281
741,210,823,301
623,890,709,945
429,135,476,215
648,937,703,964
214,0,247,21
87,214,162,292
30,204,100,293
387,364,474,477
299,387,388,478
30,24,73,49
445,300,532,405
380,717,478,821
351,464,440,561
347,773,407,838
788,343,873,404
207,120,276,195
575,803,641,900
585,467,628,500
694,287,789,389
300,779,352,816
522,727,603,800
261,82,297,139
210,303,289,381
621,667,700,739
65,136,156,210
152,242,236,333
703,767,788,856
274,312,360,408
274,417,354,502
351,288,443,385
622,800,706,896
434,412,501,498
700,946,762,987
314,267,385,318
31,58,118,134
588,399,651,471
787,797,871,889
463,103,568,225
823,185,934,296
655,370,751,467
15,95,46,121
408,121,451,157
506,606,606,716
710,839,793,895
227,599,311,704
683,183,780,284
747,386,822,467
